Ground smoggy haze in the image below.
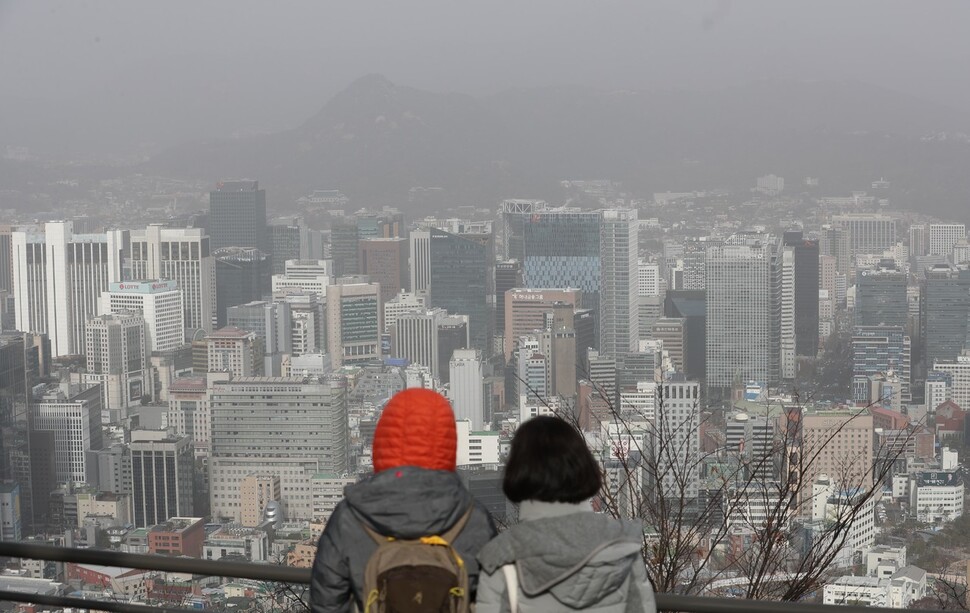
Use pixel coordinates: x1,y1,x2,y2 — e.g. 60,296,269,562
2,0,969,157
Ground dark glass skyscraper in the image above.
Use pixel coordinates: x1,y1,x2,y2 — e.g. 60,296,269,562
209,180,268,252
428,228,491,352
522,209,602,342
664,289,707,379
855,260,908,329
269,222,302,275
330,219,360,278
214,248,272,327
921,264,970,372
494,259,522,335
784,231,820,357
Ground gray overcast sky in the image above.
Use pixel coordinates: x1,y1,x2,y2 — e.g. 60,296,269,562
2,0,969,156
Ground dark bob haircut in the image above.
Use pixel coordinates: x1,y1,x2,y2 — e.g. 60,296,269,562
503,415,602,504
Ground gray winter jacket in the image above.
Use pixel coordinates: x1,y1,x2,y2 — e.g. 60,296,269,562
310,466,497,613
476,501,656,612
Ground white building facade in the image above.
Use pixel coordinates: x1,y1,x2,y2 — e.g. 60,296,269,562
450,349,484,430
101,280,184,352
129,225,215,337
12,221,126,356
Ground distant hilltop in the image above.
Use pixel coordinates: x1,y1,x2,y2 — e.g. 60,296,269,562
147,75,970,219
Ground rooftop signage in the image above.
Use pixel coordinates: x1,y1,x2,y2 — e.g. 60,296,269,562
109,280,178,293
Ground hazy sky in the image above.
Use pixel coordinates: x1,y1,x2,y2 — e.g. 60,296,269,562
2,0,969,157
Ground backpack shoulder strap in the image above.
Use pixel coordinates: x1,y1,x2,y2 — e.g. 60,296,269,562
441,505,475,543
501,564,518,613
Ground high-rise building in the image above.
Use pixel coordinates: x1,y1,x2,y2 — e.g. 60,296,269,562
654,375,702,499
780,247,796,380
725,413,776,481
833,214,897,262
820,225,852,277
0,482,22,541
166,373,230,457
129,225,215,337
226,300,293,376
494,259,522,336
214,247,272,327
855,260,908,328
90,443,132,496
330,211,407,277
671,246,707,291
663,290,706,380
638,259,662,297
450,349,484,430
909,224,929,259
32,384,103,484
83,312,153,420
515,337,550,408
129,430,194,528
209,180,267,252
393,308,469,383
500,199,548,262
355,211,405,240
12,221,127,356
616,350,657,392
0,332,48,533
550,303,578,398
819,255,837,300
284,292,327,357
205,326,262,377
326,279,382,369
920,265,970,374
929,224,966,258
586,349,618,407
209,377,349,522
409,229,432,295
792,407,873,508
383,291,426,335
268,222,302,275
358,238,409,304
638,296,664,342
503,288,582,360
783,231,820,357
652,318,686,373
599,209,639,356
428,228,491,352
521,209,601,343
574,308,596,372
101,280,184,352
954,241,970,266
329,219,360,278
852,326,911,403
933,356,970,411
272,259,332,297
706,234,783,391
0,225,13,293
300,224,326,261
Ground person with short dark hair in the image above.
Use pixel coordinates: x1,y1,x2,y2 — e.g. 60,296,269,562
476,416,657,612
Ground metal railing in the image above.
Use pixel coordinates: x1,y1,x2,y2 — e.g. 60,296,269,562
0,541,951,613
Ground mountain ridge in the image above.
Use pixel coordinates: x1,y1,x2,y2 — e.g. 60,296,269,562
147,75,970,218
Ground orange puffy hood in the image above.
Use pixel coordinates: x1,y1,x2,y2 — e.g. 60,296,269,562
372,388,457,473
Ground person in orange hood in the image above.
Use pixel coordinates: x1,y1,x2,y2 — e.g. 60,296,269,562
311,388,497,613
